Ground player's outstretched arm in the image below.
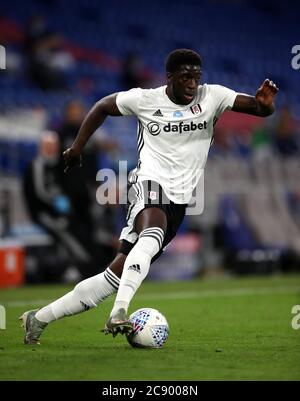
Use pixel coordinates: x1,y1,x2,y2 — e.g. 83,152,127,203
231,79,279,117
63,93,122,172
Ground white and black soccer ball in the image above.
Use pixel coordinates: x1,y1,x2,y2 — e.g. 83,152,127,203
126,308,169,349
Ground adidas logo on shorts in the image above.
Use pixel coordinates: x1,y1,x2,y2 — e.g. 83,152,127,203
128,264,141,273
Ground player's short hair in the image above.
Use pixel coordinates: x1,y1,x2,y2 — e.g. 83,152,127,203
165,49,202,73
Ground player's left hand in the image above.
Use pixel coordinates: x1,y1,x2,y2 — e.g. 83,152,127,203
255,79,279,108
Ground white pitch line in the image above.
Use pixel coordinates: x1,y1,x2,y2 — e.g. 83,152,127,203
1,285,300,307
140,285,300,300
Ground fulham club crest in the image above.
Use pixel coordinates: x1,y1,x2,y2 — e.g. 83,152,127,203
190,103,202,115
148,191,157,200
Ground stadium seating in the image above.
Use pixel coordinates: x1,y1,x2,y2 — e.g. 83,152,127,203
0,0,299,114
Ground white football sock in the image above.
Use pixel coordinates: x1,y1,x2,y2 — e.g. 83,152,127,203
110,227,164,317
35,267,120,323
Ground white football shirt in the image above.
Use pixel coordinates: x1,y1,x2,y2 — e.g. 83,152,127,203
116,84,237,204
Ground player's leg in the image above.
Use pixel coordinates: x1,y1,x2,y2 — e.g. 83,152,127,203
104,207,167,335
20,252,126,344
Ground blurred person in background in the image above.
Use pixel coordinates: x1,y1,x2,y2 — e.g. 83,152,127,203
58,99,120,183
250,125,273,161
24,15,74,90
57,99,120,250
120,52,153,90
58,100,99,186
273,105,299,157
58,99,120,266
23,130,105,280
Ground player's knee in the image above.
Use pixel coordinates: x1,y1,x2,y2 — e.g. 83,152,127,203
135,208,167,233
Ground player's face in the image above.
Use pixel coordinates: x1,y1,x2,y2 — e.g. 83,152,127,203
167,64,201,105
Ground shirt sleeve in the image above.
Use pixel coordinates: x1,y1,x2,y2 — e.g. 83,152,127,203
116,88,143,116
210,85,238,117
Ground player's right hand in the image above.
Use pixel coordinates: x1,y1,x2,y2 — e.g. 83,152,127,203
63,147,82,173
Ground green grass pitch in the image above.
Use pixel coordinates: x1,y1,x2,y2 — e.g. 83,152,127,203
0,274,300,381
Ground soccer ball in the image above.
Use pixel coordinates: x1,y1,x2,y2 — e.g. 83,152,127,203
126,308,169,349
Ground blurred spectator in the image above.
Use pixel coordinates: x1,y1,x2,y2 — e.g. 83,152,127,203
57,101,121,271
287,189,300,229
57,99,119,183
273,105,299,157
58,100,97,186
22,131,105,279
58,100,87,150
120,52,152,89
24,15,74,90
251,126,272,161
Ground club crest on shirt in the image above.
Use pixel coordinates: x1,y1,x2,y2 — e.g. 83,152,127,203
190,104,202,115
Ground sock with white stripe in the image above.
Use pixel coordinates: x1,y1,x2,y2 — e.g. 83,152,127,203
110,227,164,317
35,268,120,323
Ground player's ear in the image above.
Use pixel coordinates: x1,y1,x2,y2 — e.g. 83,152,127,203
166,72,174,85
